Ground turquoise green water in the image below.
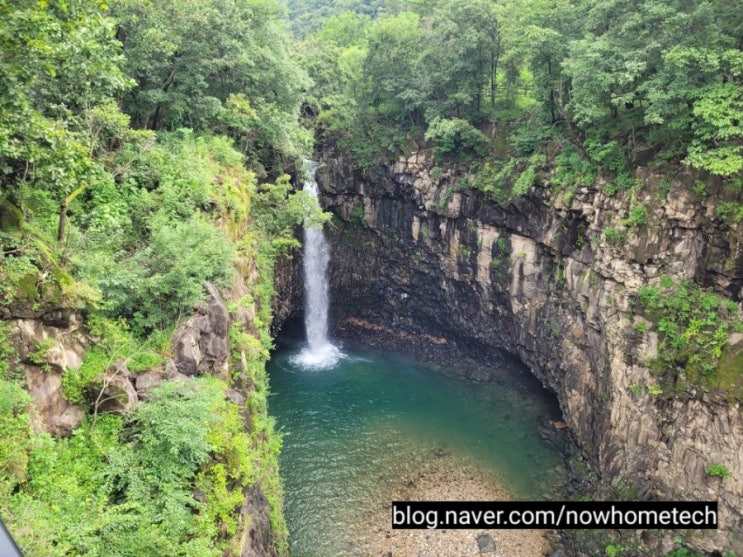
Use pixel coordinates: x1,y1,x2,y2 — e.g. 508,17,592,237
267,341,566,556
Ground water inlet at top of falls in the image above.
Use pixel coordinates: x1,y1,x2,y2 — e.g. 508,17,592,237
291,160,343,370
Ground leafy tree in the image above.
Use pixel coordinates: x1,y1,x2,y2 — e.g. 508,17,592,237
363,12,425,126
113,0,311,174
684,60,743,175
284,0,383,37
560,0,743,174
424,117,490,158
317,11,371,48
0,0,131,305
422,0,502,121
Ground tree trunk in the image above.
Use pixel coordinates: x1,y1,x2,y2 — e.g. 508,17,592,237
57,202,68,245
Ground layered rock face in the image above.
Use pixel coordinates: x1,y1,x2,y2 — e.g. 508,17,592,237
316,148,743,554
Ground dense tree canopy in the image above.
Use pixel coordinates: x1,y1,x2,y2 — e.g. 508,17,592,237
113,0,312,175
299,0,742,177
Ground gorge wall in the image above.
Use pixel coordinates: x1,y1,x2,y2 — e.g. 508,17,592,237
3,278,281,557
314,145,743,555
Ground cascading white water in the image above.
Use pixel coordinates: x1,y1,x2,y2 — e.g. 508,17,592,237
293,161,342,370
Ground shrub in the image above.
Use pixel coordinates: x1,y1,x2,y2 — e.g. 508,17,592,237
117,214,235,332
0,379,35,498
621,204,648,228
425,117,489,159
62,346,111,404
704,463,731,478
604,227,627,244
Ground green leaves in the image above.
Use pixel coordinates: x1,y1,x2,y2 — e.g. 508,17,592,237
636,278,743,398
113,0,310,172
685,81,743,175
424,117,490,159
558,0,743,174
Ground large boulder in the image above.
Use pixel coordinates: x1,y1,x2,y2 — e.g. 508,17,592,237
89,358,138,415
172,282,231,377
12,316,87,437
24,366,85,437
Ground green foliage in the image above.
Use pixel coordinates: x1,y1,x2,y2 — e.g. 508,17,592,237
302,0,518,165
71,133,267,332
585,140,628,173
637,278,743,398
63,346,111,405
0,376,34,499
317,11,371,48
4,378,259,557
666,548,702,557
471,154,544,203
716,202,743,225
685,80,743,176
560,0,743,173
604,227,627,245
363,12,424,126
0,2,307,555
126,352,164,373
647,384,663,396
62,316,168,404
127,214,236,331
552,147,597,197
302,0,742,196
621,204,649,228
252,174,331,257
704,463,731,479
285,0,383,38
1,414,120,556
425,118,490,160
513,153,544,196
604,172,637,197
421,0,504,122
27,338,56,368
0,0,133,308
2,376,260,557
108,380,221,493
112,0,311,174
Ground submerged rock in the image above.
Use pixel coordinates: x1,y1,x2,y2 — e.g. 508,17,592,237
476,533,496,554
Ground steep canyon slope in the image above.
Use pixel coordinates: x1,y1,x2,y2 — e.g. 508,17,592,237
315,146,743,555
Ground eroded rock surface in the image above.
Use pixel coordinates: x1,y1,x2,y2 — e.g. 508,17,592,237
10,314,87,437
173,281,231,377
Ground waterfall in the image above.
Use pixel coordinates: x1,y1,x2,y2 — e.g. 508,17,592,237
293,160,342,370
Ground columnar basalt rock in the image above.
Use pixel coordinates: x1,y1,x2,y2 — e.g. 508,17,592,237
316,147,743,555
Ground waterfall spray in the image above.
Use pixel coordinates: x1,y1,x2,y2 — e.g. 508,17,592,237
293,160,342,370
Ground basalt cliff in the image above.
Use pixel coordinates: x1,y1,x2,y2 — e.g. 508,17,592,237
312,145,743,555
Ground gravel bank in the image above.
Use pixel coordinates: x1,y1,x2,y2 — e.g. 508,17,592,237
348,447,554,556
